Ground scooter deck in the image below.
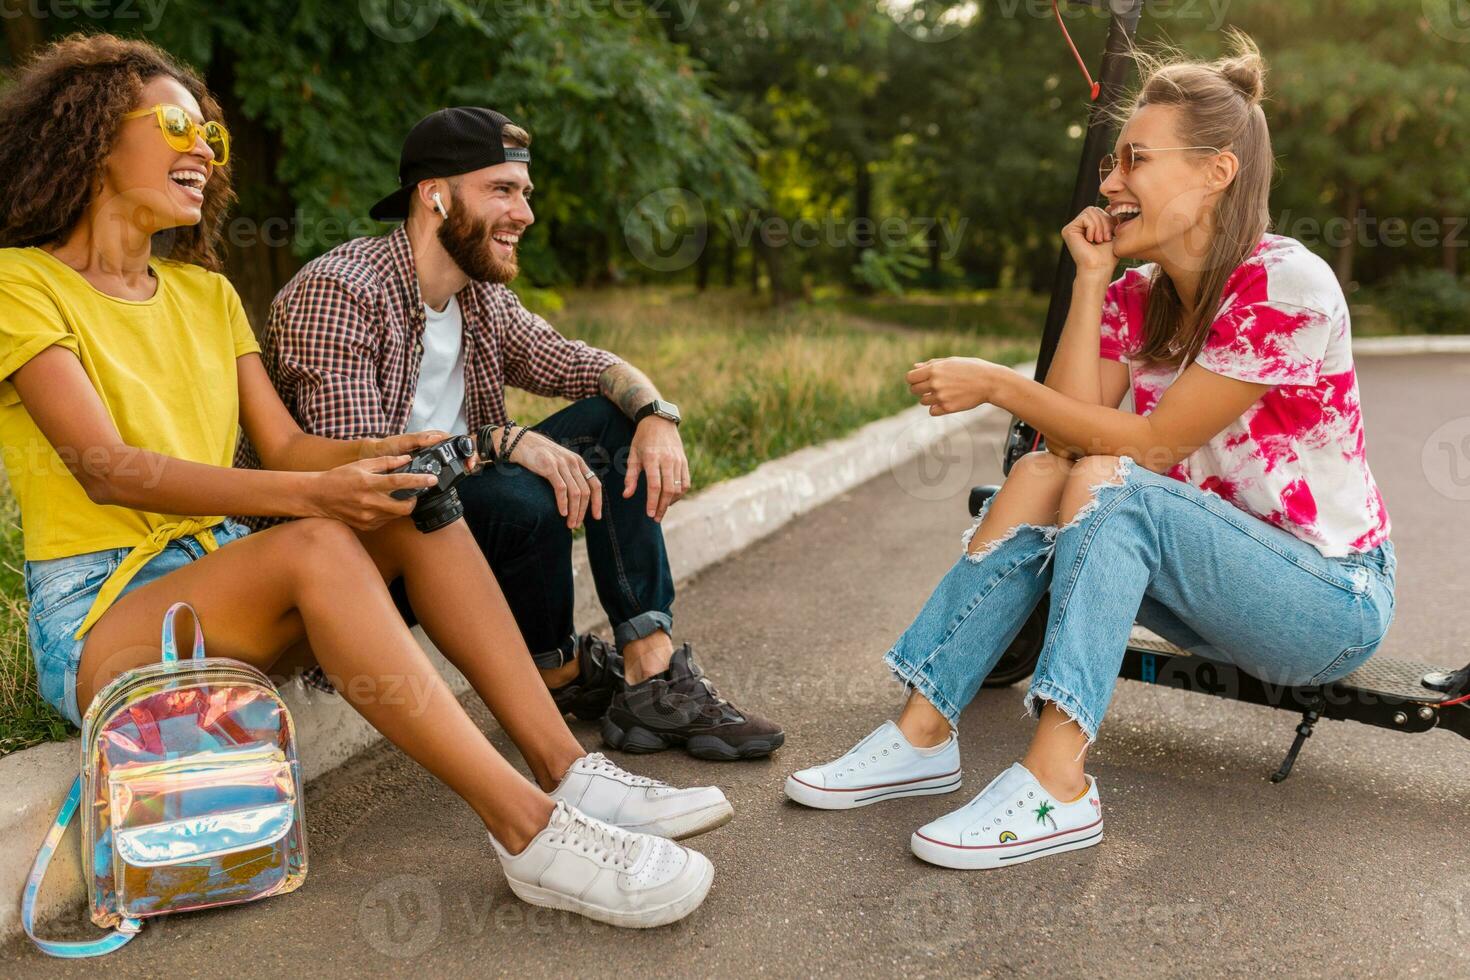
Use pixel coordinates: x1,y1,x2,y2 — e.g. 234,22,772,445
1123,627,1468,740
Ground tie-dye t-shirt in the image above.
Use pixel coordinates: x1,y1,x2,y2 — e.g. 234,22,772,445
1099,233,1390,558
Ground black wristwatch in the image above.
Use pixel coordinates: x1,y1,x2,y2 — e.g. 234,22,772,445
633,398,681,427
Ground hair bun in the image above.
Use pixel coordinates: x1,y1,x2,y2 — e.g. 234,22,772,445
1216,32,1266,104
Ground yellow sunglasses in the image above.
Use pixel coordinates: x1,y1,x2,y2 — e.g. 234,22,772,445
122,103,231,167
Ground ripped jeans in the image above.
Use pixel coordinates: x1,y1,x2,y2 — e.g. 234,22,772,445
884,455,1397,746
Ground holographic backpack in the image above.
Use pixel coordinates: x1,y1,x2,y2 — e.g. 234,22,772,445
23,603,308,957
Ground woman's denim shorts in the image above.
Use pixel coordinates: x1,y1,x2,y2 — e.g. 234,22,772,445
24,519,252,727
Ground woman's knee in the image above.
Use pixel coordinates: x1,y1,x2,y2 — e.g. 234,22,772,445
1057,455,1128,524
1008,450,1075,485
979,451,1073,534
282,518,378,576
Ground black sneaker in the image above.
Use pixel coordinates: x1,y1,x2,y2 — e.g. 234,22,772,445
601,644,785,760
551,634,622,721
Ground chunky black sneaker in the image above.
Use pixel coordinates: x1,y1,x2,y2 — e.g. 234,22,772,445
601,644,784,760
552,634,623,721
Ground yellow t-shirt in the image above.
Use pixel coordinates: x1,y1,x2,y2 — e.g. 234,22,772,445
0,247,260,637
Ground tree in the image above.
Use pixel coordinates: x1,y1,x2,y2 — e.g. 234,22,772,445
26,0,764,320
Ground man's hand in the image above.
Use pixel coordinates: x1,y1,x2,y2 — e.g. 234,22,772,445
369,430,450,460
906,357,1006,416
625,417,690,522
507,428,603,529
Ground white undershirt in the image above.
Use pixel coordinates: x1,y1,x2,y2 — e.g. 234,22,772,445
407,295,469,436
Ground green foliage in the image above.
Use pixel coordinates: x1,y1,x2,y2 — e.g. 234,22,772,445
851,247,926,296
9,0,1461,295
1156,0,1470,286
1369,269,1470,335
86,0,764,285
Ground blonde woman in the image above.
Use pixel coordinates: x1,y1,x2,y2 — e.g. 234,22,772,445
785,33,1394,870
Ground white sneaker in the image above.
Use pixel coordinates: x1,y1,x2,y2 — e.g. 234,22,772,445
910,762,1103,870
489,801,714,929
783,720,961,810
550,752,733,840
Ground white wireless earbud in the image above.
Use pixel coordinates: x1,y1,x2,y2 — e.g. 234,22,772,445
432,191,448,219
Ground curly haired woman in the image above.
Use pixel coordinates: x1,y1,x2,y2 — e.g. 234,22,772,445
1,34,725,928
783,32,1396,870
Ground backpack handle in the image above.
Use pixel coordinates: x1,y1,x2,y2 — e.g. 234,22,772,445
160,602,205,663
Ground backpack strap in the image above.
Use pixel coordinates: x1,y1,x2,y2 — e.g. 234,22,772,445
23,776,142,957
160,601,205,663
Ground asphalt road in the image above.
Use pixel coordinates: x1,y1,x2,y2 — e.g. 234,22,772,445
7,353,1469,978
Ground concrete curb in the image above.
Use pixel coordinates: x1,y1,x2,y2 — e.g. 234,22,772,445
1352,335,1470,355
0,361,1032,945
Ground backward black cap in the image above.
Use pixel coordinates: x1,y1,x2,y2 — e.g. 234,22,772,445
368,107,531,221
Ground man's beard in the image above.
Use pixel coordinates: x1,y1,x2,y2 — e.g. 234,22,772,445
437,206,519,284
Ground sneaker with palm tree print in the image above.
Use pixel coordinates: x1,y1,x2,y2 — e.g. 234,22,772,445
909,762,1103,870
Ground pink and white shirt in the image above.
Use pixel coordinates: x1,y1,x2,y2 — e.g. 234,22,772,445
1099,233,1390,558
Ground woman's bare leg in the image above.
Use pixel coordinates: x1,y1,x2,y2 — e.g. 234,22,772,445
1021,702,1090,799
897,451,1076,748
76,518,554,852
351,518,585,791
1017,454,1124,800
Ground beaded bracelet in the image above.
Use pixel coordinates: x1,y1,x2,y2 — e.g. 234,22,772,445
504,424,532,462
498,421,519,462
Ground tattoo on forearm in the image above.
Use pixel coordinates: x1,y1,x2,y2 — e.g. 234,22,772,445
599,363,659,420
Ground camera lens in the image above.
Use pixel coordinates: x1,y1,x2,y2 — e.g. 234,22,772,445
413,488,465,533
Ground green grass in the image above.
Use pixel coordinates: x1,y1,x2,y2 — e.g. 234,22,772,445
507,287,1036,488
823,289,1051,339
0,472,72,756
0,287,1030,755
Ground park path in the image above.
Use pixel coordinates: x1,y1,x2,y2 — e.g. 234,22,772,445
7,353,1469,978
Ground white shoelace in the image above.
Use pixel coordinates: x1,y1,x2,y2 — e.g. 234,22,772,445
580,752,669,789
549,802,643,871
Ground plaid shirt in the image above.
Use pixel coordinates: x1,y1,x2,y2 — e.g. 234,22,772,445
235,226,621,499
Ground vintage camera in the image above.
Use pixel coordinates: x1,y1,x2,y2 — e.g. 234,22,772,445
389,435,477,533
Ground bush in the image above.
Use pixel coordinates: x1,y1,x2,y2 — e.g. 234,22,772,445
1371,269,1470,335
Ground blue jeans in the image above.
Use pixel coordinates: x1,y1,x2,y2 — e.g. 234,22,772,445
24,519,254,727
885,455,1397,745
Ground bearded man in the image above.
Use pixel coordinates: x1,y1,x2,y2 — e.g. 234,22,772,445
236,107,783,761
